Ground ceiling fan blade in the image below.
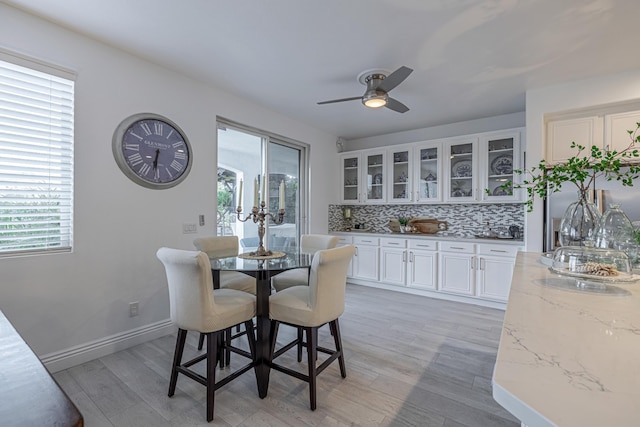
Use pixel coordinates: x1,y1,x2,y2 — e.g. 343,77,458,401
386,97,410,113
317,96,362,105
377,66,413,93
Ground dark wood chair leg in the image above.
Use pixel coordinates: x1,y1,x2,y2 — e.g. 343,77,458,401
225,327,232,366
197,332,205,351
306,326,318,411
330,319,347,378
296,327,303,362
206,332,218,422
269,320,280,361
169,329,188,396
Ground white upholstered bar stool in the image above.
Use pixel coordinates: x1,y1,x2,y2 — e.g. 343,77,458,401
271,234,339,292
194,236,256,353
268,244,355,411
193,236,256,294
156,247,256,422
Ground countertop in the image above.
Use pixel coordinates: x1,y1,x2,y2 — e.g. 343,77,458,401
493,252,640,426
331,230,525,246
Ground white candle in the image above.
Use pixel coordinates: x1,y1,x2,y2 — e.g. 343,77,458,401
237,179,243,209
279,180,285,209
253,177,258,207
261,174,266,204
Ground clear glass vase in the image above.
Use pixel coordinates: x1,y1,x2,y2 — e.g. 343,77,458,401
594,204,637,261
558,190,602,247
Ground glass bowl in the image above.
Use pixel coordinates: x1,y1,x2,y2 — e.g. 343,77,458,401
550,246,636,283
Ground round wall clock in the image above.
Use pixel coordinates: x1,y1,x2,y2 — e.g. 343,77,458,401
112,113,192,189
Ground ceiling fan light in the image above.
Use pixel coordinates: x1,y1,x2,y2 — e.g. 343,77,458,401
363,97,387,108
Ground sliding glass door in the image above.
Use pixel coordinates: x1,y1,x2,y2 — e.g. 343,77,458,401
216,121,306,250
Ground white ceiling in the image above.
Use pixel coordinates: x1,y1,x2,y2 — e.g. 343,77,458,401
5,0,640,140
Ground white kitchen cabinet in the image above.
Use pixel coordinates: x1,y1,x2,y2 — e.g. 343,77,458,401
388,145,414,204
339,149,387,204
546,116,602,165
380,237,407,285
479,130,522,202
336,235,354,278
604,110,640,153
407,239,437,290
413,141,442,203
444,137,479,203
352,236,379,281
438,241,475,296
475,244,519,302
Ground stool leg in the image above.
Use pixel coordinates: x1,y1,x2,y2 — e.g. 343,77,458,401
297,327,303,362
225,327,232,366
206,332,218,422
306,326,318,410
330,319,347,378
244,320,256,358
169,329,188,396
197,332,205,351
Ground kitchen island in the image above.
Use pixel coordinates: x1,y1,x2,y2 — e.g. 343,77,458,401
493,252,640,426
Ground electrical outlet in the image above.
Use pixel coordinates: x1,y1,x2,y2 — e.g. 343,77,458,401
129,302,139,317
182,223,197,234
199,214,205,226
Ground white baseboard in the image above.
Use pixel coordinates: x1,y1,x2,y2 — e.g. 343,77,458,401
41,319,176,373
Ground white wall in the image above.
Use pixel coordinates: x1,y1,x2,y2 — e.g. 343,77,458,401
345,112,525,150
0,4,338,368
525,70,640,251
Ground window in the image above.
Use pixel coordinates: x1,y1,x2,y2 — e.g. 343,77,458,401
0,55,75,256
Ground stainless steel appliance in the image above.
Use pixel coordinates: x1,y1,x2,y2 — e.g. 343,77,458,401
544,171,640,251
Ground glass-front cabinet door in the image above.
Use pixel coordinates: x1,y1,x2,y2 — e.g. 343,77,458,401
340,154,360,203
480,130,521,202
445,137,478,202
414,142,441,203
388,146,412,203
340,150,386,204
364,150,386,203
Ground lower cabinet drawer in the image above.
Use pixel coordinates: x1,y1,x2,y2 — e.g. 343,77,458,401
439,241,475,254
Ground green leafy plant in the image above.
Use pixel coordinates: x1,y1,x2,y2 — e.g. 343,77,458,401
502,123,640,212
398,217,409,226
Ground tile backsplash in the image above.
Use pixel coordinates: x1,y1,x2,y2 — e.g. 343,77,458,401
329,203,525,238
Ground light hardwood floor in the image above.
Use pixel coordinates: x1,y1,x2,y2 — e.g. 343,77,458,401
53,284,519,426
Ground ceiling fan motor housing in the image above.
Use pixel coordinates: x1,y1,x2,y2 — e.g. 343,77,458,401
362,74,389,107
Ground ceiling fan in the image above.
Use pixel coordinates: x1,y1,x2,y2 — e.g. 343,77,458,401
317,66,413,113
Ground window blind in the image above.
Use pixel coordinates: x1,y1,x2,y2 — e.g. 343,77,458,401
0,58,74,255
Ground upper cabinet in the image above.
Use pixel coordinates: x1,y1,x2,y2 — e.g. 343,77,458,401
340,149,386,204
340,127,523,205
388,145,414,203
546,116,603,164
546,108,640,165
444,137,478,202
388,142,443,204
414,142,442,203
604,110,640,153
479,130,522,202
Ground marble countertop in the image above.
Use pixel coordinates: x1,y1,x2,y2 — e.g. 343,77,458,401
331,230,525,246
493,252,640,426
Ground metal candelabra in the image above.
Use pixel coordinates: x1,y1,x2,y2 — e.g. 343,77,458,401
236,201,285,257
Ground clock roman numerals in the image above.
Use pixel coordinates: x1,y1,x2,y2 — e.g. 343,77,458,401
127,152,144,167
173,151,186,160
170,159,184,172
154,122,163,136
140,122,152,136
138,162,151,177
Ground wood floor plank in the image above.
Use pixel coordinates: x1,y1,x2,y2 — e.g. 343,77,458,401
55,284,518,426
